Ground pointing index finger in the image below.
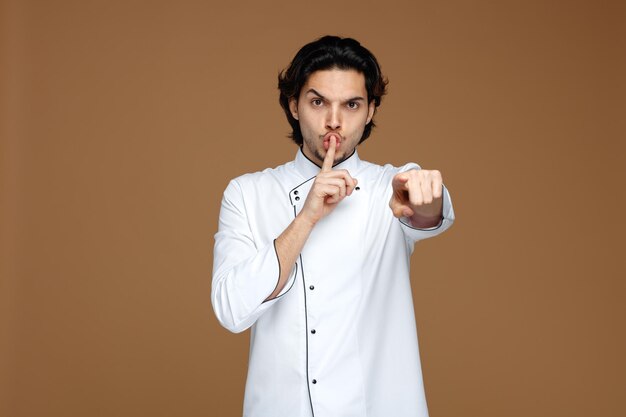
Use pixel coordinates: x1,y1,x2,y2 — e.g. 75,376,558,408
321,135,336,172
391,173,410,190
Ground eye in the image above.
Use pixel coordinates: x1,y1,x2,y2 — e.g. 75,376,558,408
312,99,323,107
347,101,359,109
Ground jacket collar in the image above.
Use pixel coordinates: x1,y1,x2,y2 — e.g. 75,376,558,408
294,147,361,179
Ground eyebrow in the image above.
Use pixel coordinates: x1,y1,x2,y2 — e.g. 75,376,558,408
305,88,366,102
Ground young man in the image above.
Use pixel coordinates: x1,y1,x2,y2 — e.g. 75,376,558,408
212,36,455,417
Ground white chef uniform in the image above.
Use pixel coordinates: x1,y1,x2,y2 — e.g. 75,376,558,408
212,148,455,417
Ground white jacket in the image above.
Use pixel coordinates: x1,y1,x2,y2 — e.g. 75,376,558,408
212,149,455,417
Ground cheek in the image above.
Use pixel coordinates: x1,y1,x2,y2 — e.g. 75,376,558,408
297,116,319,142
300,108,321,124
299,112,322,132
350,113,368,130
347,109,368,125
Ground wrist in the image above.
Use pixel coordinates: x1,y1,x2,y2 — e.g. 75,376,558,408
409,213,442,228
295,212,317,229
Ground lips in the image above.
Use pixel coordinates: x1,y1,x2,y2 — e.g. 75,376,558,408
323,132,342,151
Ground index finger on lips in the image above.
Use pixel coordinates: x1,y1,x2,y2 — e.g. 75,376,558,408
321,136,336,172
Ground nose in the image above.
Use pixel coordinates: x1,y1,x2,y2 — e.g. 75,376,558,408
325,104,341,131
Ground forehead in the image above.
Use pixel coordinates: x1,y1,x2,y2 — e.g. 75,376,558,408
301,68,366,98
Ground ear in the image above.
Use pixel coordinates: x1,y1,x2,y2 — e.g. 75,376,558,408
366,100,375,124
289,98,299,120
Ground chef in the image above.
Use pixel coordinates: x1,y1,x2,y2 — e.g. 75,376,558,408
212,35,455,417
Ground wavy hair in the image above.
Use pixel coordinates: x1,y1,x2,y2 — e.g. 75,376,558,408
278,36,388,145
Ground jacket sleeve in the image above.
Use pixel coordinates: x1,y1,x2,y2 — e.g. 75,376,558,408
211,179,297,333
394,163,455,243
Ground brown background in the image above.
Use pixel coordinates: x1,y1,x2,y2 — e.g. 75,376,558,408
1,0,624,416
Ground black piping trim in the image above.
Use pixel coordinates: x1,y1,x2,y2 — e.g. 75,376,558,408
274,262,297,300
301,252,315,417
398,216,445,231
288,177,315,206
299,146,356,169
263,239,298,303
293,204,315,417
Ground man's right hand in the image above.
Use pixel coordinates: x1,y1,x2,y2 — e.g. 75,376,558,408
269,135,357,300
298,136,358,226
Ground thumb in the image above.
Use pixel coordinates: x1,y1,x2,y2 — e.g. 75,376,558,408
389,199,414,218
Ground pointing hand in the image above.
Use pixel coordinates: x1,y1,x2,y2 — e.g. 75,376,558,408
389,169,443,228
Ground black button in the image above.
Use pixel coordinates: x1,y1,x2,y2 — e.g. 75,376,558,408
355,186,360,190
312,379,317,384
295,196,300,201
309,285,314,290
311,329,316,334
294,190,299,195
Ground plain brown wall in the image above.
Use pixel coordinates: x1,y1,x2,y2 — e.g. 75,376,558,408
1,0,624,416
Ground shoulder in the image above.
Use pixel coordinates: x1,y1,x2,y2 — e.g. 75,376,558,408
222,159,301,206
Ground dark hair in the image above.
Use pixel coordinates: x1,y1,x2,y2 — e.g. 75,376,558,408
278,35,388,145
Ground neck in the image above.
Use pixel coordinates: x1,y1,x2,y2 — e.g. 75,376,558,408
300,146,356,168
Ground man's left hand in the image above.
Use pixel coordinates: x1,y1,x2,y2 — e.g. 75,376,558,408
389,169,443,228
